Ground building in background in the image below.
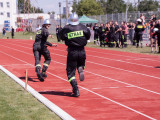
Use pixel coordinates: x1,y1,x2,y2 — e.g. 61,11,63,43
0,0,17,32
0,0,50,32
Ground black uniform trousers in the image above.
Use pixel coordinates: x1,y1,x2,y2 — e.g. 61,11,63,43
135,33,143,46
94,33,99,41
67,47,86,80
99,35,105,46
33,45,51,73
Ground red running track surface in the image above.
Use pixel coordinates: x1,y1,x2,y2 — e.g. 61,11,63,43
0,39,160,120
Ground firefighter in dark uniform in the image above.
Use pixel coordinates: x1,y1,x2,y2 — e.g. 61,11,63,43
93,23,99,44
114,21,120,48
98,23,106,47
56,25,61,42
33,19,57,82
59,13,91,97
135,19,145,48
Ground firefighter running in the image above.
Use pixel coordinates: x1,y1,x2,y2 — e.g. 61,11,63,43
60,13,91,97
33,19,57,82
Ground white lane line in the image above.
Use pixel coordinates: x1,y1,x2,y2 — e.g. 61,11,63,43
0,42,156,69
0,65,75,120
0,49,157,120
1,63,32,67
2,43,158,81
1,44,160,96
87,60,160,80
2,40,160,63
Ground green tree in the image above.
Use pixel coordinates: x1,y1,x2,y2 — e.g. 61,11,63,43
105,0,126,13
138,0,159,11
128,3,136,12
18,0,44,13
76,0,104,16
72,0,78,12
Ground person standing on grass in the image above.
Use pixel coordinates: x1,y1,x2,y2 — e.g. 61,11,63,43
150,21,157,53
56,25,61,42
153,27,160,53
98,23,106,47
33,19,57,82
93,23,99,44
59,13,91,97
11,26,14,39
2,27,6,39
135,19,145,48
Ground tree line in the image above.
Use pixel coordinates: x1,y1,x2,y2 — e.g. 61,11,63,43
18,0,44,13
72,0,160,16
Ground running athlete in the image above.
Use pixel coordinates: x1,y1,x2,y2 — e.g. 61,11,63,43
59,13,91,97
33,19,57,82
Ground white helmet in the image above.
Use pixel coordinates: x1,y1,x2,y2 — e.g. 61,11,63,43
153,28,159,32
137,18,142,22
68,12,79,25
43,19,51,25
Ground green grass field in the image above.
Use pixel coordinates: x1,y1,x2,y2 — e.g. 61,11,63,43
0,70,61,120
0,31,159,120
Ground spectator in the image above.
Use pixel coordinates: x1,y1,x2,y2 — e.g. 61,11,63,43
128,22,135,45
36,24,41,32
11,26,14,39
2,27,6,39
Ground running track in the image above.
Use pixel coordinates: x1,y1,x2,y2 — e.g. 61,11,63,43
0,39,160,120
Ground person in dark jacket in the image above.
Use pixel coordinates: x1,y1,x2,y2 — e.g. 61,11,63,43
98,23,106,47
134,19,145,48
93,23,99,44
33,19,57,82
11,26,14,39
59,13,91,97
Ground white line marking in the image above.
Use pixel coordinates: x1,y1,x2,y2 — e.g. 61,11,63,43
0,65,75,120
2,40,160,63
87,60,160,80
1,45,160,96
0,42,156,69
0,49,157,120
1,64,32,67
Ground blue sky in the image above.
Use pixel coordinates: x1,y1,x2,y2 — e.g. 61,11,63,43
32,0,66,14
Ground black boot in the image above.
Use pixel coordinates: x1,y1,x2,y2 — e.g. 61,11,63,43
41,72,47,78
136,43,139,48
41,65,48,78
70,79,80,97
36,66,44,82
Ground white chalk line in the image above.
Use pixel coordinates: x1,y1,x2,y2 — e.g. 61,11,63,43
2,40,160,63
0,65,75,120
1,44,160,96
0,45,157,120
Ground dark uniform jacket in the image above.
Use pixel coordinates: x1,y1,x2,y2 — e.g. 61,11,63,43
59,23,91,48
33,27,52,50
135,24,145,35
93,26,99,35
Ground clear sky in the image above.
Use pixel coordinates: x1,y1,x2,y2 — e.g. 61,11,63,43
32,0,66,14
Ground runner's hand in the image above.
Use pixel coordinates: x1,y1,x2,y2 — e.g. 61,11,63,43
52,44,57,47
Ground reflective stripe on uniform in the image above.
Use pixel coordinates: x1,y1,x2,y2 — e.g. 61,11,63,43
43,63,49,67
35,64,41,67
137,25,143,29
69,76,76,82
